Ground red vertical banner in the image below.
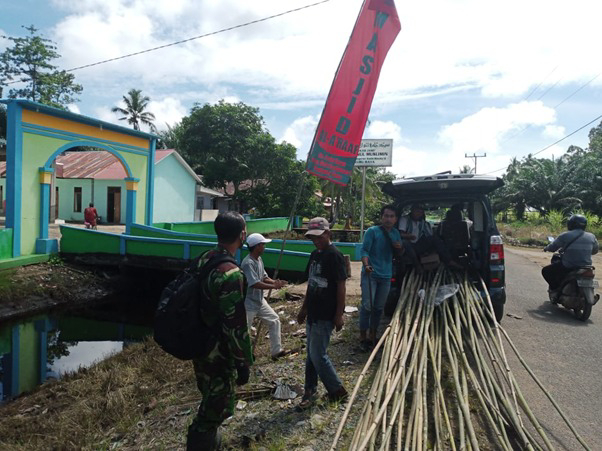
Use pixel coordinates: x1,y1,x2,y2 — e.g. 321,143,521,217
306,0,401,186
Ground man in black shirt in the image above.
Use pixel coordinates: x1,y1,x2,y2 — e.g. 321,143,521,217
297,217,348,409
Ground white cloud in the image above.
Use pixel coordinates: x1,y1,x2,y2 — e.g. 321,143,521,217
364,120,403,142
542,124,565,140
280,114,319,156
148,97,187,130
66,104,80,114
94,107,122,127
439,101,558,154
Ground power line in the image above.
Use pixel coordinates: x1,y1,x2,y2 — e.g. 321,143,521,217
522,65,559,101
499,70,601,145
485,113,602,175
552,72,601,109
3,0,332,84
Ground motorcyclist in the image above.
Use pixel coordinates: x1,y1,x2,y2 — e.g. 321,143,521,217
542,214,599,296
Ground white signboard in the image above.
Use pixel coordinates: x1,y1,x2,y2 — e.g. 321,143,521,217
355,139,393,167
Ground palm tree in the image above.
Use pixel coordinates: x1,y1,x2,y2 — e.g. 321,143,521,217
111,89,157,132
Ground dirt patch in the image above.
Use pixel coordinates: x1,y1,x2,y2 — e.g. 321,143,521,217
0,294,372,450
0,259,119,322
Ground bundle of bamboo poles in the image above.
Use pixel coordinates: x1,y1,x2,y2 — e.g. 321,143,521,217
331,268,590,451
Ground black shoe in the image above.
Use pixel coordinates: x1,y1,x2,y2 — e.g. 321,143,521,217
359,339,372,353
187,426,221,450
328,387,349,403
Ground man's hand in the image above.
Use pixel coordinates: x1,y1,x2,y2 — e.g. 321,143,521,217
364,265,374,273
334,314,344,332
275,279,287,289
297,308,307,325
236,365,250,386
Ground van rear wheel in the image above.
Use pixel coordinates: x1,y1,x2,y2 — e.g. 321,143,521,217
492,302,504,323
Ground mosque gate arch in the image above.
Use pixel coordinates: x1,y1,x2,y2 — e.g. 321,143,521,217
1,99,157,258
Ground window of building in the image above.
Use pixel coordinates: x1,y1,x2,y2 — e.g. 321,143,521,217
74,187,82,212
196,195,205,210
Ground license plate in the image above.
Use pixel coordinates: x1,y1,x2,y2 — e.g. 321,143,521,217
577,279,598,288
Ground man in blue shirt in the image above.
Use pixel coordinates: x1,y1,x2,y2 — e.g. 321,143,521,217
360,205,403,351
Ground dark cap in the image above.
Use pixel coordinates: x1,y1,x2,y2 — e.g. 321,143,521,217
305,217,330,236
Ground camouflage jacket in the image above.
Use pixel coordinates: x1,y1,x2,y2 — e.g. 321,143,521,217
198,246,253,367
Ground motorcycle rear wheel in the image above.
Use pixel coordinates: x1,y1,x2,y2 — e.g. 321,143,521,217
574,303,592,321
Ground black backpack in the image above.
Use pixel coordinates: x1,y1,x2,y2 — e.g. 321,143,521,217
154,252,237,360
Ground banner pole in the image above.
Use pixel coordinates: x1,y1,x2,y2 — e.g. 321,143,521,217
360,166,366,241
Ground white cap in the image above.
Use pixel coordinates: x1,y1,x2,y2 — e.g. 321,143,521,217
247,233,272,247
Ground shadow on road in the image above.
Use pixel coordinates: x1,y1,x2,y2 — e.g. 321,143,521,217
528,301,592,326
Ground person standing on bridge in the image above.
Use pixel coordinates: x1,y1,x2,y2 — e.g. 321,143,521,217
241,233,291,360
187,212,253,451
360,205,403,352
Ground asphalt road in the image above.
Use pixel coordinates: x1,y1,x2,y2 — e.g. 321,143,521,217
502,248,601,450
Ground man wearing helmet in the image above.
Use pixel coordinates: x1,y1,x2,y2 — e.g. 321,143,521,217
542,214,599,294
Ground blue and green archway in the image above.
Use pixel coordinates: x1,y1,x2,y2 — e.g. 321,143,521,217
1,99,157,258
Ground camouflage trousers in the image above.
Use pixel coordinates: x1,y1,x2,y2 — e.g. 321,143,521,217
189,354,237,433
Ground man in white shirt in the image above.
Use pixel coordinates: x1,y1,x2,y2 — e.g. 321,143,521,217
241,233,291,360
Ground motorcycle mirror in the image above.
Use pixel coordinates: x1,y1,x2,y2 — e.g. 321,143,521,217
547,236,555,243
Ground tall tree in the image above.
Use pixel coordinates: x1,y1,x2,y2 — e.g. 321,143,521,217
157,122,182,149
178,100,265,197
0,105,6,141
111,89,157,132
0,25,82,108
177,100,324,217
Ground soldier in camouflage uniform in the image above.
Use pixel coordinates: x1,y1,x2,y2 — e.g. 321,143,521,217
187,212,254,451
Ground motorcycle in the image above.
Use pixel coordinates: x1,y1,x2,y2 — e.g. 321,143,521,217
546,237,600,321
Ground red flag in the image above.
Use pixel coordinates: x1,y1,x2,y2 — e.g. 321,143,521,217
306,0,401,186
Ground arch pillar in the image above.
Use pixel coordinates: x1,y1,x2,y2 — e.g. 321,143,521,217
125,177,140,235
35,168,58,254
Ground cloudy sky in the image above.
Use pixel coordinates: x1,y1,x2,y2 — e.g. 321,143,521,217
2,0,601,178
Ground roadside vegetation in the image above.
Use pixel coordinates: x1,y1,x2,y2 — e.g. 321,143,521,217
496,209,602,248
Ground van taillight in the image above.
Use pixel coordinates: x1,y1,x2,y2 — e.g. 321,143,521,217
490,235,504,262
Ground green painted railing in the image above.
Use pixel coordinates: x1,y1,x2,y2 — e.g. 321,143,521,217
130,223,361,260
59,225,310,272
152,217,291,235
0,228,13,260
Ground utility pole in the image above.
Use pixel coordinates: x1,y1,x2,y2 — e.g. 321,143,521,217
465,153,487,174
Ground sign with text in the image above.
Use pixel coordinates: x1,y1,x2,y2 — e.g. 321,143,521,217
356,139,393,166
305,0,401,185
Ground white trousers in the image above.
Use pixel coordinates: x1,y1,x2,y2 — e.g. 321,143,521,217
246,298,282,356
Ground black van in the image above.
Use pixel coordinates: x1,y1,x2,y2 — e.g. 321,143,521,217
381,173,506,321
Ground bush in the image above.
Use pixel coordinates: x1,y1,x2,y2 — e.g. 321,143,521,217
546,209,565,232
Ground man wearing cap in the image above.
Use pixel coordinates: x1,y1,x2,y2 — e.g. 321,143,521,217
296,217,348,409
241,233,291,360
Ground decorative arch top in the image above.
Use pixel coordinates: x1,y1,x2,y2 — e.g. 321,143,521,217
43,140,134,179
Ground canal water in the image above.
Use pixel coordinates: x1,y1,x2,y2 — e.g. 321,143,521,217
0,296,156,403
